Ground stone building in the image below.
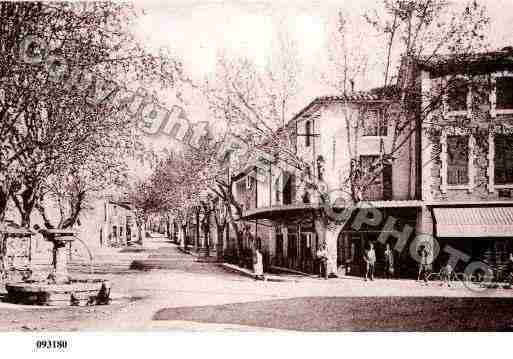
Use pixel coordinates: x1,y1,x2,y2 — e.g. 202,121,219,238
411,47,513,280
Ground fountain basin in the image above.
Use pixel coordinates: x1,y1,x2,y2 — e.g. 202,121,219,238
5,279,111,306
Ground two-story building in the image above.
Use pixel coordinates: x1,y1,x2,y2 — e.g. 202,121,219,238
235,90,423,277
412,47,513,279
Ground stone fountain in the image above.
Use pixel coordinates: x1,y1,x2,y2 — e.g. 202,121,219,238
4,228,111,306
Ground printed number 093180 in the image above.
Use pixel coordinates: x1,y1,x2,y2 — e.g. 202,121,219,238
36,340,68,349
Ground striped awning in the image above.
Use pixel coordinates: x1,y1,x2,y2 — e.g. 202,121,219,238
433,207,513,237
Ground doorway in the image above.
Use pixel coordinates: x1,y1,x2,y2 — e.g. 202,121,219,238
338,231,363,276
275,233,283,267
300,232,314,273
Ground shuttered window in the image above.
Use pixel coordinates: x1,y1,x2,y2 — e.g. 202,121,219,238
362,109,387,136
447,135,469,185
495,134,513,184
496,77,513,110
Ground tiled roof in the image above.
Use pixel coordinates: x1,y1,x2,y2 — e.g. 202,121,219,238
109,200,133,210
316,92,383,102
289,87,396,124
414,47,513,75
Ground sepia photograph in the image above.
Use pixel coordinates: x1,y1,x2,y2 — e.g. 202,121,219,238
1,0,513,351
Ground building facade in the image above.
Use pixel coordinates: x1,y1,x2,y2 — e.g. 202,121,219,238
233,91,422,277
413,48,513,280
231,48,513,280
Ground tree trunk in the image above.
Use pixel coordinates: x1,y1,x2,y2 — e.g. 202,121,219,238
314,216,345,277
0,233,6,279
13,196,35,228
0,190,8,222
0,172,12,221
225,205,243,261
178,225,183,247
195,210,200,252
137,222,146,246
12,181,39,228
216,226,225,262
166,215,171,241
21,210,32,228
141,222,146,245
229,220,243,260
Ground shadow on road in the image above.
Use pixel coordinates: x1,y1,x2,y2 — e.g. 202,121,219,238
153,296,513,331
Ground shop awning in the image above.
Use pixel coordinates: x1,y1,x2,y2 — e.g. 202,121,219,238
241,200,424,221
433,207,513,237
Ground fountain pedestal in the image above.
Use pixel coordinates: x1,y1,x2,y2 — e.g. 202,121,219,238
43,229,75,284
5,228,111,306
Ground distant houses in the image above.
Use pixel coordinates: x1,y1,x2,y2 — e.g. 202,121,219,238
99,199,138,248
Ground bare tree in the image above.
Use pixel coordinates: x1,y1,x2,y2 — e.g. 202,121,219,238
202,25,303,255
323,11,371,95
0,2,174,226
127,143,216,248
35,147,130,230
364,0,490,191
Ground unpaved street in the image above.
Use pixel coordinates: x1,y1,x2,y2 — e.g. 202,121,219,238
2,239,513,331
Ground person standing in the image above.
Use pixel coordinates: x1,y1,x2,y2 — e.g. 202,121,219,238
418,245,432,284
316,243,329,280
253,247,264,281
384,243,394,279
364,243,376,281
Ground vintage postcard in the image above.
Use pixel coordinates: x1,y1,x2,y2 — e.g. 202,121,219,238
1,0,513,355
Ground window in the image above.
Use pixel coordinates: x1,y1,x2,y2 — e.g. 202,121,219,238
360,155,383,200
316,155,325,181
447,78,469,112
362,109,387,136
495,134,513,184
496,77,513,110
274,177,281,203
360,155,380,173
305,121,311,147
447,135,469,185
305,165,312,178
282,172,293,205
301,191,311,204
359,155,392,199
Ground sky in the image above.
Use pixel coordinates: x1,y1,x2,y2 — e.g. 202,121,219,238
133,0,513,109
128,0,513,176
134,1,381,92
134,0,513,78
